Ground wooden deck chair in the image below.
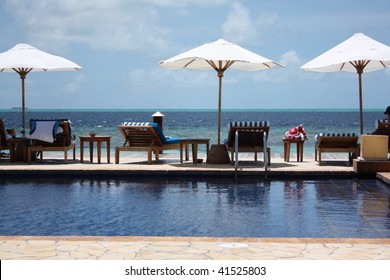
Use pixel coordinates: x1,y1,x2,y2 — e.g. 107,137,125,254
115,122,182,164
225,121,271,165
314,133,359,165
28,119,76,163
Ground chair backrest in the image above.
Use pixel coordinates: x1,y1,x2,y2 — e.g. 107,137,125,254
375,119,390,130
119,122,165,147
226,121,270,147
233,131,265,147
29,119,73,146
315,133,358,148
0,119,7,147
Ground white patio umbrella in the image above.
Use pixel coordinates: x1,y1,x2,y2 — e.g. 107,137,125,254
301,33,390,134
159,39,283,144
0,43,81,136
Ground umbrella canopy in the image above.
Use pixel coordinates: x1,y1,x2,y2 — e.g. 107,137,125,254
159,39,283,144
0,43,81,135
301,33,390,134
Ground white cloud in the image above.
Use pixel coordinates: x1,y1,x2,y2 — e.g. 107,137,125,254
126,67,216,96
146,0,227,6
222,2,255,43
278,50,322,82
63,72,87,95
251,50,325,83
280,50,302,66
3,0,170,53
222,2,278,45
3,0,230,54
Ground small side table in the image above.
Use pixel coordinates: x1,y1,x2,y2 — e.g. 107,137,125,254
283,138,304,162
80,136,111,163
180,139,210,163
9,137,29,162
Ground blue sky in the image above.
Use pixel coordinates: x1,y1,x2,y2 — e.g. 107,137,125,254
0,0,389,110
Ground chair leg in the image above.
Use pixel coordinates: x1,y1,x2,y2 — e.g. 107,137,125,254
185,144,189,161
73,145,76,160
115,148,120,164
147,149,152,164
262,148,271,166
154,150,160,160
348,153,354,165
28,147,32,164
267,147,271,165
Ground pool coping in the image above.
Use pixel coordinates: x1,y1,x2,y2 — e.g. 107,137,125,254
1,236,389,260
1,235,390,244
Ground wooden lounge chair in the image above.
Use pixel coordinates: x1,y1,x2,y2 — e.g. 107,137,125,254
372,119,390,152
28,119,76,163
314,133,359,165
225,121,271,165
115,122,182,164
0,119,12,160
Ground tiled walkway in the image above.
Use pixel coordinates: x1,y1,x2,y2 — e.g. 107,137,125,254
1,236,389,260
1,152,389,260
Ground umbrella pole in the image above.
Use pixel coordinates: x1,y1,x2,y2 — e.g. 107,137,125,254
206,62,233,165
21,76,26,137
15,68,30,137
16,70,28,137
208,60,233,144
206,71,231,164
217,71,223,144
354,61,369,135
358,72,363,135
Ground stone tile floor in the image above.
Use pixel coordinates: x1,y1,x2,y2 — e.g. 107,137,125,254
1,236,389,260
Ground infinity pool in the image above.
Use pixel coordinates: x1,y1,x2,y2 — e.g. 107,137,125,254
0,177,389,238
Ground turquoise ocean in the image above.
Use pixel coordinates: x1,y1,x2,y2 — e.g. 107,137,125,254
0,109,384,155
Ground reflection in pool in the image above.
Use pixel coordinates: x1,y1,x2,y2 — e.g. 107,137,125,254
0,178,389,238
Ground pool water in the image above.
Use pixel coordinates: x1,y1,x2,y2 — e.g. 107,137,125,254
0,177,389,238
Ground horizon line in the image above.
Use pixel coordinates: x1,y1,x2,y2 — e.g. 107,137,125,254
0,108,384,112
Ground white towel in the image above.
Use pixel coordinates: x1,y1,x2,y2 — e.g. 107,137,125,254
29,121,58,143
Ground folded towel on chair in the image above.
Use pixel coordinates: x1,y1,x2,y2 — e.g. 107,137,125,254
29,120,60,143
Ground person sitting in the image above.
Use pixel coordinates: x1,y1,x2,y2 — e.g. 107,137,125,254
371,106,390,135
370,106,390,157
384,105,390,120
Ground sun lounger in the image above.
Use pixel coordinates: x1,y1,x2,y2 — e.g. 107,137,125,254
225,121,271,164
28,119,76,163
115,122,182,164
314,133,359,165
